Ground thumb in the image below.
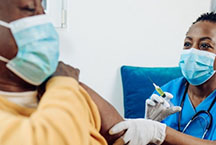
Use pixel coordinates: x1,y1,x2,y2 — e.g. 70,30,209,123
109,121,130,135
164,92,174,99
169,106,182,114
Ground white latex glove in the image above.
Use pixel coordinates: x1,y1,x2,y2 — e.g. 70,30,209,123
109,119,166,145
145,92,181,122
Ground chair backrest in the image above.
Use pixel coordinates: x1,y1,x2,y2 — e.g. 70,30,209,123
120,65,182,118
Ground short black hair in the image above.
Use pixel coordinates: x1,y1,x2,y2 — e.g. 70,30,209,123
193,12,216,24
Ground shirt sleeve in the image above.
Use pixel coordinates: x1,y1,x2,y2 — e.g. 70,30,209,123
0,76,107,145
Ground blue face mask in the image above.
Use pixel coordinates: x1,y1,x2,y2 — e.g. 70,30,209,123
0,15,59,86
179,48,216,86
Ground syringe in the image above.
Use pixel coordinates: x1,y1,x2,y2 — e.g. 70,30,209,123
152,83,173,107
153,83,166,98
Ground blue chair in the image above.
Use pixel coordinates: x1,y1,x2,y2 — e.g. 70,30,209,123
120,65,182,118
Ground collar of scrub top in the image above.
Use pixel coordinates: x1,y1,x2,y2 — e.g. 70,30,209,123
178,82,216,139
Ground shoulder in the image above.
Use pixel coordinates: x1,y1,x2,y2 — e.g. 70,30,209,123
161,77,187,92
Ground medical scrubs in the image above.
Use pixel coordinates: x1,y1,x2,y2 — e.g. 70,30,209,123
154,77,216,140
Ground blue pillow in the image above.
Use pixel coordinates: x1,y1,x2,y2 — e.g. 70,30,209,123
121,65,182,118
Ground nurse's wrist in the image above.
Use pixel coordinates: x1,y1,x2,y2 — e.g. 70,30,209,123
162,126,172,145
162,126,183,145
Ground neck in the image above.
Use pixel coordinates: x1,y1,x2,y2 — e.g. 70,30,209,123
188,74,216,107
0,63,36,92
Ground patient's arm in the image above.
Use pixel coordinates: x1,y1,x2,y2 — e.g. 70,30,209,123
79,82,124,145
38,62,124,144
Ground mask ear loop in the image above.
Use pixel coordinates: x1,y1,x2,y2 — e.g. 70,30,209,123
0,21,10,28
0,21,11,63
0,56,9,63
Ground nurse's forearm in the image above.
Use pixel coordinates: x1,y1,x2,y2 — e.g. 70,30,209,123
162,127,216,145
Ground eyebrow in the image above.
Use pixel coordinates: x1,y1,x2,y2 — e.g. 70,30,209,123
185,36,212,41
185,36,192,40
200,37,212,41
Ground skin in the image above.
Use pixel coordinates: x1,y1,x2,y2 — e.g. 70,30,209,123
0,1,124,144
38,62,125,145
79,82,124,145
183,21,216,108
0,0,44,92
162,21,216,145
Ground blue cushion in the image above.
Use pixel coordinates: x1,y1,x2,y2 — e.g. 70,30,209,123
121,65,182,118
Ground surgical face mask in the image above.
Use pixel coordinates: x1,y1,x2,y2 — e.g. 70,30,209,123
179,48,216,86
0,14,59,86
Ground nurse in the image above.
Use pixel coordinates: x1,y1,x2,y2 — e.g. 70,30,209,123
109,12,216,145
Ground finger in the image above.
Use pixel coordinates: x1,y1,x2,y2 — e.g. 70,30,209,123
123,129,134,144
128,131,139,145
146,99,156,106
129,139,139,145
163,100,171,108
128,139,137,145
169,106,182,114
164,92,173,99
151,105,165,121
151,94,164,103
76,68,80,74
109,121,129,135
153,116,164,122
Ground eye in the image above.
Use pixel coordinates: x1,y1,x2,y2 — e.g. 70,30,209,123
199,43,212,50
184,42,191,49
20,6,36,12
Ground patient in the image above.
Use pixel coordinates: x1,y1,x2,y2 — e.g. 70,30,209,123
0,0,123,145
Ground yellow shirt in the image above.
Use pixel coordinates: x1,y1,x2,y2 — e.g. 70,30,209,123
0,76,107,145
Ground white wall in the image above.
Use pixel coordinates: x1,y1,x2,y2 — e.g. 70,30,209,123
57,0,210,116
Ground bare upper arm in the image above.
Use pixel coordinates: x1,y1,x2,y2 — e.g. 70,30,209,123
79,82,125,145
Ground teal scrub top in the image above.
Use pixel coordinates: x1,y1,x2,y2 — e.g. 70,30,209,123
153,77,216,140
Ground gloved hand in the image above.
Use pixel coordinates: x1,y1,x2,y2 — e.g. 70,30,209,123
145,92,181,122
109,119,166,145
